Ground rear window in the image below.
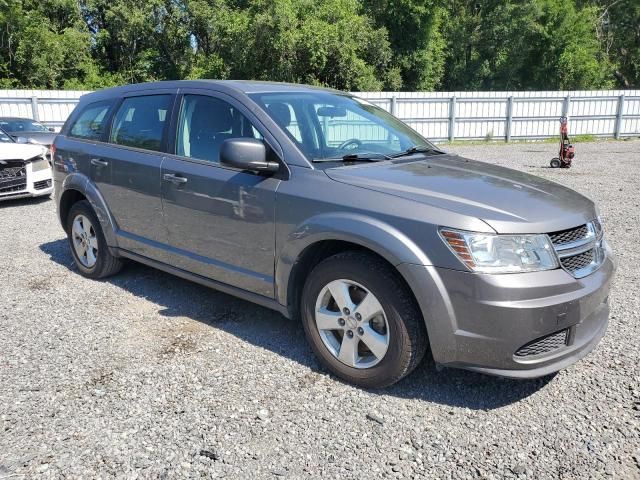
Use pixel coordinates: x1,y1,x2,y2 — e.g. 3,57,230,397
110,95,172,152
69,100,114,141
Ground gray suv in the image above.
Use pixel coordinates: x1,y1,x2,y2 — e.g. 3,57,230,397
53,81,615,388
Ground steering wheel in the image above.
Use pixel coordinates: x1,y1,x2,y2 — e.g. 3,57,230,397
337,138,362,151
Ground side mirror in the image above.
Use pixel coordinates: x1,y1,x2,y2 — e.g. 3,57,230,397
48,127,55,132
14,136,28,144
220,138,279,173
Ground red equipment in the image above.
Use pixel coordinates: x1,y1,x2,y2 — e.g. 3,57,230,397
550,116,574,168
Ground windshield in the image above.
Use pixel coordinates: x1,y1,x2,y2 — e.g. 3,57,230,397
0,119,50,133
0,128,14,143
249,92,436,161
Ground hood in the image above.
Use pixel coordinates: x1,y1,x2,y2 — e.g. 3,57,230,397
325,154,596,234
12,132,57,145
0,143,47,161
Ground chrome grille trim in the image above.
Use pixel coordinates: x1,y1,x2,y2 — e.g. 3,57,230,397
552,222,597,255
549,220,605,279
549,225,589,246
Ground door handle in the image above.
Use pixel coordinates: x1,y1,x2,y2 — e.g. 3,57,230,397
91,158,108,167
163,173,188,185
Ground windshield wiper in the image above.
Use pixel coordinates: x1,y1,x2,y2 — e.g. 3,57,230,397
312,152,391,163
390,146,442,158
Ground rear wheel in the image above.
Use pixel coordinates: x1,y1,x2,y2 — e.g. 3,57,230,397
300,251,427,388
550,158,561,168
66,200,122,279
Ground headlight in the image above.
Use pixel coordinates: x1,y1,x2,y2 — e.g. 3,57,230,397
439,228,559,273
31,157,50,172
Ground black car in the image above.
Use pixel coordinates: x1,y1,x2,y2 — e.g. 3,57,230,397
0,117,57,146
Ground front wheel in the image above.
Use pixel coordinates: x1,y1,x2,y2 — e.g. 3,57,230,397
300,251,427,388
550,158,561,168
66,200,123,279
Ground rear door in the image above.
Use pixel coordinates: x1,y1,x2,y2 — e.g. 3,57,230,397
160,90,283,297
98,90,176,260
64,99,116,196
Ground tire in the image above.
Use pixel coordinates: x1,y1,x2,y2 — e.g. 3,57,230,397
550,158,561,168
66,200,122,279
300,251,427,388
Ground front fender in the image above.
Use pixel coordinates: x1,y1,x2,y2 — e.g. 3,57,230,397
61,173,119,247
275,212,433,307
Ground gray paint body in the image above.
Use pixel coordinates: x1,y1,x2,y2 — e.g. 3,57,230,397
53,80,615,378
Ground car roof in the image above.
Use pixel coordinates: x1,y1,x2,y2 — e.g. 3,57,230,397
79,80,349,103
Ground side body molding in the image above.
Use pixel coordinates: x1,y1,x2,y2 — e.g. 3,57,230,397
61,173,119,248
275,212,433,308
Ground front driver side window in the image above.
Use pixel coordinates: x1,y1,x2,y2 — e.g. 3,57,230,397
176,95,263,163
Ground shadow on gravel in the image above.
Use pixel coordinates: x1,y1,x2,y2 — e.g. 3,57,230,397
0,195,51,209
40,238,552,410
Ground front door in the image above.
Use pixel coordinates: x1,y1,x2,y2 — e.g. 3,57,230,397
160,92,281,297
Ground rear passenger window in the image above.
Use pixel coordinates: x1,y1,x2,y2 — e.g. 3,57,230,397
110,95,172,152
69,101,114,140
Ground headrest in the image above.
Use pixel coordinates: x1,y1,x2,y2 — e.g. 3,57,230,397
132,105,161,125
191,105,233,134
266,103,291,128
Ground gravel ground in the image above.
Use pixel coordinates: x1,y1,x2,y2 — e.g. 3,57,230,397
1,140,639,479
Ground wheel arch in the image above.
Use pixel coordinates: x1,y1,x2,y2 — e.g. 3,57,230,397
59,188,87,231
276,213,433,321
59,173,118,246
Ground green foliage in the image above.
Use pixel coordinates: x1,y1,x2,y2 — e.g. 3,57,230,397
591,0,640,88
364,0,446,90
0,0,637,90
441,0,614,90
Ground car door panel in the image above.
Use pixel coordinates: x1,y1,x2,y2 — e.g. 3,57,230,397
98,91,175,261
160,90,283,298
161,157,279,296
103,145,166,258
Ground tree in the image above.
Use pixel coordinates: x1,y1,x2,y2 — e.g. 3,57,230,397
0,0,121,88
441,0,613,91
0,0,636,90
591,0,640,87
364,0,446,90
187,0,397,91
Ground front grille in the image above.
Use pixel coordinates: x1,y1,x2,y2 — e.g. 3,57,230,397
549,225,589,245
561,250,594,274
34,179,52,190
515,329,568,357
0,161,27,194
549,222,604,279
0,182,27,194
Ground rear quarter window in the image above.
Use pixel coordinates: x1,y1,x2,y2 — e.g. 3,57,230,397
69,100,114,141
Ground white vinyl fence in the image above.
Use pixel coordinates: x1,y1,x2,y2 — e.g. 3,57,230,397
1,88,638,142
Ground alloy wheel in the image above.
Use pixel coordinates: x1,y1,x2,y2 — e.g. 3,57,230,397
314,279,390,369
71,214,98,268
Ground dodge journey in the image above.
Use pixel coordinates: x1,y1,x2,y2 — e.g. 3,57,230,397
53,81,615,387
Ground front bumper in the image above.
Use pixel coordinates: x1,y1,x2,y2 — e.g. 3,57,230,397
0,163,53,201
399,247,616,378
